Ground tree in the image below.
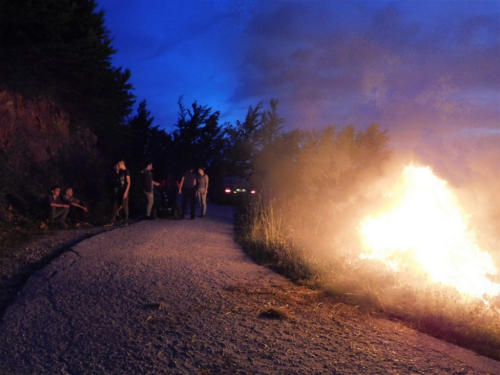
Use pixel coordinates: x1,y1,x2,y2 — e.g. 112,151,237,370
172,97,226,174
224,99,284,179
0,0,135,153
0,0,137,224
223,103,263,178
255,99,285,151
148,126,174,180
122,99,173,173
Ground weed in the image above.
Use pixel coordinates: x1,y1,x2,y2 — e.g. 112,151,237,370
235,197,500,361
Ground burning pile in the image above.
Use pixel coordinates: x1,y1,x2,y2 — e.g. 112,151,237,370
359,166,500,300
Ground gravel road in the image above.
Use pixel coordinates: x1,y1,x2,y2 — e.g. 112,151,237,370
1,204,499,375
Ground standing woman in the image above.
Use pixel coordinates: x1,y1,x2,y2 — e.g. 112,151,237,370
142,162,160,219
197,167,209,217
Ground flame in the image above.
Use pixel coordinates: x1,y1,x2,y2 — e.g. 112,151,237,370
359,166,500,299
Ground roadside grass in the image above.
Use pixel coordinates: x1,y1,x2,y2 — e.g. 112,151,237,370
235,198,500,361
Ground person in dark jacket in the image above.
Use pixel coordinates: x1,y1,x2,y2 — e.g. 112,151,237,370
105,160,131,227
178,168,197,220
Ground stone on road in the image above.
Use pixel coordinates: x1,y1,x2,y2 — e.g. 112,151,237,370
1,205,499,374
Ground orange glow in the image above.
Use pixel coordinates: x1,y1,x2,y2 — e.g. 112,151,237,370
359,166,500,299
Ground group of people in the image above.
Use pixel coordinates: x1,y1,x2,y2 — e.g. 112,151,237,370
47,159,210,229
178,167,209,220
47,186,89,228
105,160,209,226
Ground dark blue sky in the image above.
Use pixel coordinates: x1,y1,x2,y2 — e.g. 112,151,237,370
97,0,499,165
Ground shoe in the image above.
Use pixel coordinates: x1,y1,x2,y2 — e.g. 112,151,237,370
104,222,114,227
201,215,206,218
121,222,128,227
74,223,80,229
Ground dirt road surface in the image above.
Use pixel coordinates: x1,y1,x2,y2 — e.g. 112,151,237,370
1,205,499,374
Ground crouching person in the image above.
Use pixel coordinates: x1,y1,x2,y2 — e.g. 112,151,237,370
62,187,89,228
48,185,70,228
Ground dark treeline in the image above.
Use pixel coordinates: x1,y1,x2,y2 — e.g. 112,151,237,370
0,0,291,224
0,0,391,228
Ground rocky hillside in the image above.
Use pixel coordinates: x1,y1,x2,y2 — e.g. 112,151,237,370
0,88,72,162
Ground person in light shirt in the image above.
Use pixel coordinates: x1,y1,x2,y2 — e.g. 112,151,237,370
196,167,209,218
61,187,89,228
142,161,160,220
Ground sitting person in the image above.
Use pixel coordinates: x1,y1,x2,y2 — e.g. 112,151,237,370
47,185,70,228
61,187,89,228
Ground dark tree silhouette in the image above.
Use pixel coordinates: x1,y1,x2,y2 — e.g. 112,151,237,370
223,99,284,180
172,97,226,174
0,0,135,153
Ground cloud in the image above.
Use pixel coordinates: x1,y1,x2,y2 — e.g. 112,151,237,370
98,0,498,155
227,1,498,140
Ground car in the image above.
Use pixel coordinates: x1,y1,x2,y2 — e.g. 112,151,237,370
221,177,256,203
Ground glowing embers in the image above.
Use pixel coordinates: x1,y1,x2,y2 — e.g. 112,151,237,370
359,166,500,299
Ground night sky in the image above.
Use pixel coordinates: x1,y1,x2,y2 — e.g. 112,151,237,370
97,0,499,172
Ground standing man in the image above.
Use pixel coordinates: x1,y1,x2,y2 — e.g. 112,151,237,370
142,161,160,219
47,185,70,228
106,160,131,227
111,162,122,220
178,167,197,220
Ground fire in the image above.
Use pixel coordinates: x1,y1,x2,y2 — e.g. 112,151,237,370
359,166,500,300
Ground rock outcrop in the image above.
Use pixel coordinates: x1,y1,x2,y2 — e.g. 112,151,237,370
0,88,71,162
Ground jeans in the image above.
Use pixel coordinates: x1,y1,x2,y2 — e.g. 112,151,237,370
181,188,196,219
